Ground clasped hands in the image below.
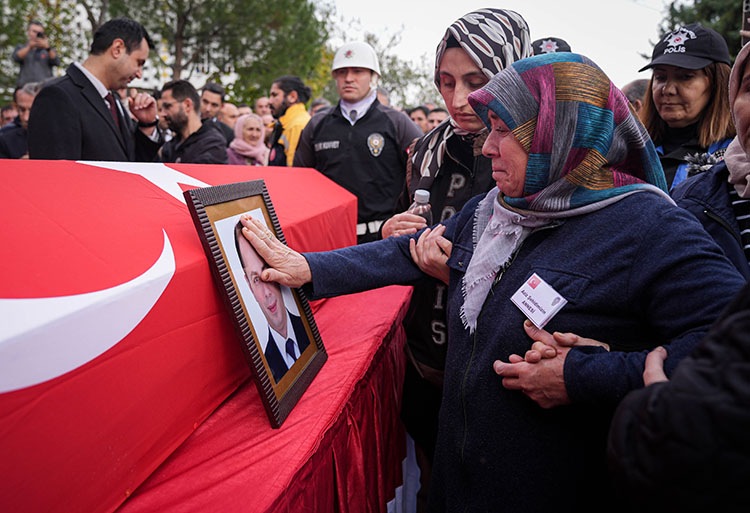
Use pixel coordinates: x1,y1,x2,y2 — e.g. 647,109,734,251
494,321,610,409
495,322,670,408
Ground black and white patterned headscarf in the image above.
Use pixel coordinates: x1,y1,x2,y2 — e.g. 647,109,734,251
434,8,532,90
411,9,532,188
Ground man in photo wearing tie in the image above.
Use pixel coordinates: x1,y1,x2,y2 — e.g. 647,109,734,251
234,221,310,383
293,41,421,243
28,17,161,161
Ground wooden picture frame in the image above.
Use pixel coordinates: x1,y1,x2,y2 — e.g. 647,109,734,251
184,180,327,428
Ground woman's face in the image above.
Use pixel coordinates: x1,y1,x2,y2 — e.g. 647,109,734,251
242,117,263,145
651,65,712,128
438,47,489,132
482,111,528,197
733,62,750,149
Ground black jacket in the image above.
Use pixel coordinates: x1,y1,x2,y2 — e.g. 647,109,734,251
396,126,495,371
672,161,750,280
0,118,27,158
160,122,228,164
203,117,233,146
293,99,422,224
28,64,160,161
608,282,750,512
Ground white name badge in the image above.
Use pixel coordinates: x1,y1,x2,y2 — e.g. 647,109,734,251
510,273,567,329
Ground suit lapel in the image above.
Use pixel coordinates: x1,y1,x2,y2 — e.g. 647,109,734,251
290,313,310,353
264,330,289,382
67,65,128,153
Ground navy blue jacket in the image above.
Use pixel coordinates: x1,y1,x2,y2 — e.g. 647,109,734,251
0,118,27,158
672,160,750,280
303,191,743,512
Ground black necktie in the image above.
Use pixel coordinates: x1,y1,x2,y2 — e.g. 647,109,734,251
285,338,297,362
104,92,120,130
349,109,357,122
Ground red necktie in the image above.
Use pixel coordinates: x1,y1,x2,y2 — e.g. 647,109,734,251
105,93,120,130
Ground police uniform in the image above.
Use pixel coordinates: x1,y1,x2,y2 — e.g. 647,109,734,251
395,123,495,463
294,99,421,243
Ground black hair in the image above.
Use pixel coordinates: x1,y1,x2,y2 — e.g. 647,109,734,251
272,75,311,105
202,82,225,103
28,20,43,29
310,97,331,109
90,17,153,55
162,80,200,114
429,107,448,115
409,105,429,117
234,221,245,268
622,79,649,104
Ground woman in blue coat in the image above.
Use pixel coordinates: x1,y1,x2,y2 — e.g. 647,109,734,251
239,53,744,512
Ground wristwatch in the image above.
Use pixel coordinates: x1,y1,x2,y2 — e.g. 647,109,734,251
138,116,159,128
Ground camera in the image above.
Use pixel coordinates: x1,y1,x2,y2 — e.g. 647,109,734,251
36,31,45,38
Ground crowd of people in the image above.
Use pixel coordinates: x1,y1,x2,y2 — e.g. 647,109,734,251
4,9,750,513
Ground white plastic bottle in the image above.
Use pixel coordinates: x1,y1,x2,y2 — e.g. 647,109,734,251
408,189,433,225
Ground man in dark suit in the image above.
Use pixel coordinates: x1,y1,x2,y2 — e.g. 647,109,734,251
200,82,233,145
234,221,310,383
28,18,161,161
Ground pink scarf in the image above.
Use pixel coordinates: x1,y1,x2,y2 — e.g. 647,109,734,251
229,114,269,165
724,43,750,198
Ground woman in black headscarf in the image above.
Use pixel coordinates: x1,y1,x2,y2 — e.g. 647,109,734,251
379,9,532,501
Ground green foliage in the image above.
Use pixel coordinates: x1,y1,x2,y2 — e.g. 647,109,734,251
363,31,436,108
108,0,329,105
0,0,92,102
0,0,434,111
662,0,743,59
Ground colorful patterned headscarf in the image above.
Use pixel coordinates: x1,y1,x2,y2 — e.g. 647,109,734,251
468,52,669,215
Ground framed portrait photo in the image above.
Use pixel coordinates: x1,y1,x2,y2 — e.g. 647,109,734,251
184,180,327,428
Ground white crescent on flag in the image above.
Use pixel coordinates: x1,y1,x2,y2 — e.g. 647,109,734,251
0,230,176,393
0,161,210,393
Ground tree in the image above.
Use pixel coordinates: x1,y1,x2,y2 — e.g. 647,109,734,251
364,30,436,108
0,0,94,102
109,0,329,104
0,0,329,105
661,0,743,59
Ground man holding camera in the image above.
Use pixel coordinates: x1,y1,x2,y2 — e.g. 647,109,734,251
13,21,59,88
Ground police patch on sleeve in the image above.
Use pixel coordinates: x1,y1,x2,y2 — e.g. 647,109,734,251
367,133,385,157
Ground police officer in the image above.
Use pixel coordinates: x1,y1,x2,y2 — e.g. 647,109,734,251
293,41,422,243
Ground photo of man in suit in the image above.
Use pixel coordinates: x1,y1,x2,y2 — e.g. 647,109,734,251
234,221,310,383
28,17,161,161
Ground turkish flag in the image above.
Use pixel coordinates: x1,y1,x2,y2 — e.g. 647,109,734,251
0,160,356,513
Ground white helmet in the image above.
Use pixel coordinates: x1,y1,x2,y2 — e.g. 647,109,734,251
332,41,381,76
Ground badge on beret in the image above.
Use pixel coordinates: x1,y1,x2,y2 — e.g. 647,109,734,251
367,133,385,157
